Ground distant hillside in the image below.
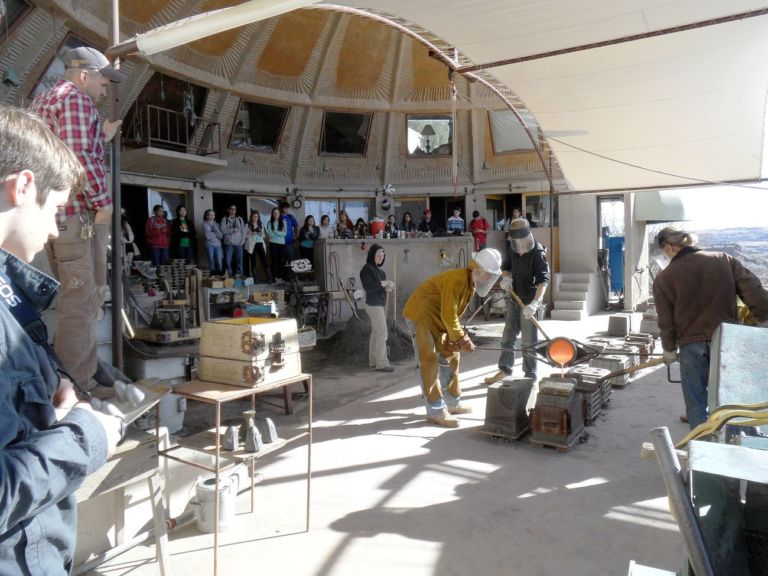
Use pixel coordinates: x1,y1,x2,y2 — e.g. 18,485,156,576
695,227,768,284
695,227,768,244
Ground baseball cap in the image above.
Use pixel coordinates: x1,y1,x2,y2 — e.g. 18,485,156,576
423,208,432,215
63,47,126,83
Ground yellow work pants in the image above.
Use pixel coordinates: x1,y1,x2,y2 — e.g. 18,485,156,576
413,322,461,406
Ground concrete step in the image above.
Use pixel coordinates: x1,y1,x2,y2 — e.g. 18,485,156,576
551,309,585,321
559,282,589,293
558,272,591,283
554,300,586,311
557,291,588,301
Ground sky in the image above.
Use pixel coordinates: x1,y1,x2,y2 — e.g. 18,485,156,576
678,186,768,230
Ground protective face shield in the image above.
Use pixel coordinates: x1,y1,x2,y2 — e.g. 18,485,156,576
508,218,534,254
472,268,499,297
472,248,502,297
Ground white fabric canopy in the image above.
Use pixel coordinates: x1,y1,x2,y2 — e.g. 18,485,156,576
334,1,768,192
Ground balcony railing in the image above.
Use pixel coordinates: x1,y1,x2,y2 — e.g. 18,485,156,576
126,104,221,157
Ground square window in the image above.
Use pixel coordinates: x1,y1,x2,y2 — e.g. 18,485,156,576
230,100,289,153
320,111,371,156
407,114,452,157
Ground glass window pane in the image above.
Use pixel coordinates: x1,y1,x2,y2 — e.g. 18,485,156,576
486,198,505,231
305,200,338,227
0,0,31,44
523,194,559,228
321,112,371,156
340,199,374,223
407,114,452,156
489,109,540,153
230,101,289,152
28,35,88,101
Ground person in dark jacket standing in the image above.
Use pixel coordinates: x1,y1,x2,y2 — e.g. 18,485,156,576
170,204,196,264
0,106,123,576
485,217,549,384
360,244,394,372
653,227,768,428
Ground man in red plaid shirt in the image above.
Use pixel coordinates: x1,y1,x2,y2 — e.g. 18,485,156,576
29,46,124,390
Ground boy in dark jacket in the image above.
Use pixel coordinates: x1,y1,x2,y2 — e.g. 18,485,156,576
360,244,393,372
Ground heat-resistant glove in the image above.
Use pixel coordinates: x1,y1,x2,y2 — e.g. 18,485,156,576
523,300,540,320
662,350,679,364
500,276,514,292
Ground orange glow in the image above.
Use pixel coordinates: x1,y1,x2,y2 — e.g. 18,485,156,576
547,337,577,367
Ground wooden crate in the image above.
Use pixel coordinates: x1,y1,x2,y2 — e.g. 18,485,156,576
198,353,302,388
200,317,299,362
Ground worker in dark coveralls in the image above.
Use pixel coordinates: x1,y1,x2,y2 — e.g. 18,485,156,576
485,217,549,384
653,226,768,429
0,107,122,575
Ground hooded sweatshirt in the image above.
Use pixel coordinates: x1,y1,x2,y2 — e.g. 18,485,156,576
359,244,387,307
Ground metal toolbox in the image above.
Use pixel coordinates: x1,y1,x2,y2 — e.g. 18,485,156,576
198,353,302,388
198,317,302,388
200,317,300,362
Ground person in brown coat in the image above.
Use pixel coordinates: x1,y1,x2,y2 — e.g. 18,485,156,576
653,226,768,428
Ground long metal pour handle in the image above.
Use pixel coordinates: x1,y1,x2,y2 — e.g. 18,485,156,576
506,287,550,340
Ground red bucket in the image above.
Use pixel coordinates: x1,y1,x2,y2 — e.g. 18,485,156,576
369,218,385,237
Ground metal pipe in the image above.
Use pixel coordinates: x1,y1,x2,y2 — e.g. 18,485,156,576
457,8,768,73
648,427,715,576
73,510,195,575
110,0,124,371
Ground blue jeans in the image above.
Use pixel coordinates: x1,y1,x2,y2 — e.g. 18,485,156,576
150,247,169,266
206,244,223,273
178,246,194,264
499,301,538,379
224,244,243,276
679,341,710,429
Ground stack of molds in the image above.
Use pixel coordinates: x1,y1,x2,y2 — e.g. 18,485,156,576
529,377,584,450
567,366,612,425
602,343,638,368
482,378,534,440
199,317,301,388
589,354,631,388
624,332,655,363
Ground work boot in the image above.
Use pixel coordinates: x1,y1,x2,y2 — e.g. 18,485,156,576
447,404,473,415
426,409,459,428
484,371,506,385
376,366,395,373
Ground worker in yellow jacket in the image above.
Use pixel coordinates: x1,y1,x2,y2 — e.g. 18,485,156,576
404,248,502,427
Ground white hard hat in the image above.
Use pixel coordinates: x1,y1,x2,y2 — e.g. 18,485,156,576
473,248,502,275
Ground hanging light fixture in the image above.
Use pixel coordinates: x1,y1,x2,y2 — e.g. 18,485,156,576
421,124,436,153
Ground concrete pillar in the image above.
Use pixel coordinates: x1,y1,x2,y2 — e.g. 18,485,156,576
622,193,650,311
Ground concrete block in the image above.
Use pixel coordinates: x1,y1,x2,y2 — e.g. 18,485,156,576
639,318,660,336
608,314,631,336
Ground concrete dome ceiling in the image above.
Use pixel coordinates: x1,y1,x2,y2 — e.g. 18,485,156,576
14,0,548,193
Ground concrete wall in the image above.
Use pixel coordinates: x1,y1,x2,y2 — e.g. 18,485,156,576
315,236,474,324
558,195,599,273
